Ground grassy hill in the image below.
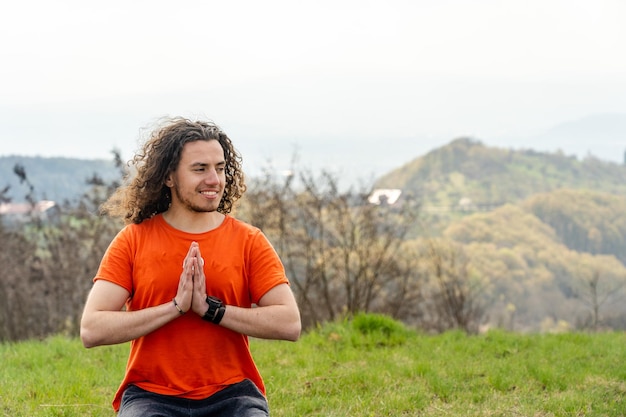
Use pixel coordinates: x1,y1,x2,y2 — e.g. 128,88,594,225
3,314,626,416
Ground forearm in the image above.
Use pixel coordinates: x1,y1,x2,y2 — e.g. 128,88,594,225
218,304,301,341
81,300,181,348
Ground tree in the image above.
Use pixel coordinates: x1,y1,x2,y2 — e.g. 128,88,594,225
0,154,124,341
421,238,486,334
0,223,38,341
237,168,422,329
573,255,626,330
0,164,40,340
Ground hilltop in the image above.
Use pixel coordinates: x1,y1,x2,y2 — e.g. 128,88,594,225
375,137,626,209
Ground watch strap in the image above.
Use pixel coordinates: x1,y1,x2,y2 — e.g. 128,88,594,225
202,295,225,324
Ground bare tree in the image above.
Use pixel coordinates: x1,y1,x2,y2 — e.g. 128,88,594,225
238,167,423,329
422,239,485,333
0,224,38,341
574,264,626,331
0,165,41,340
0,154,124,341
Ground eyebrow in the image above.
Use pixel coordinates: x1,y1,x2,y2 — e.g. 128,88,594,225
190,161,226,168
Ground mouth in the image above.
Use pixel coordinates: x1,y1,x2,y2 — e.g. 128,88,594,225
200,190,219,198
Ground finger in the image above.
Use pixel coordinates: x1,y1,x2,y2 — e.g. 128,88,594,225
191,257,208,315
194,244,204,267
182,241,199,269
192,257,205,286
192,244,205,278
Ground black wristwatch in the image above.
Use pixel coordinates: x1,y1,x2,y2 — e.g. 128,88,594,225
202,295,226,324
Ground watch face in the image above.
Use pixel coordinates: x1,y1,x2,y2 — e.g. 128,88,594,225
206,295,223,307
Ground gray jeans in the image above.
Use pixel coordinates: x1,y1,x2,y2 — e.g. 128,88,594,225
118,379,269,417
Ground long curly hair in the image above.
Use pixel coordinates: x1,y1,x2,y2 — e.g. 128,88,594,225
102,117,246,224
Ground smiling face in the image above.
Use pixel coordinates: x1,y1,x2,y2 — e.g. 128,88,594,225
164,139,226,215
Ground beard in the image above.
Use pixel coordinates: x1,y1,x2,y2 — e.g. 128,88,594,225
171,184,221,213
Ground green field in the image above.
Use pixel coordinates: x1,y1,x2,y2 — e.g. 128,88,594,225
2,314,625,416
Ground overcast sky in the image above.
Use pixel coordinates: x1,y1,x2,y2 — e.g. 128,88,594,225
1,0,625,179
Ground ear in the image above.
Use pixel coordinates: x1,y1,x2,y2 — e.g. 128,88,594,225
164,172,174,188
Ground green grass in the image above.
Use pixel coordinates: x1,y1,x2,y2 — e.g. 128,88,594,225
2,314,625,416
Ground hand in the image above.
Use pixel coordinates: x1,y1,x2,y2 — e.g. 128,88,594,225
190,243,209,316
174,241,200,313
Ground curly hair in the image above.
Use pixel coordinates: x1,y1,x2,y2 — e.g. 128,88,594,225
102,117,246,224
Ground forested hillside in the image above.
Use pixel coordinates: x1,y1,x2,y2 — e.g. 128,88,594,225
524,190,626,262
375,138,626,331
440,203,626,331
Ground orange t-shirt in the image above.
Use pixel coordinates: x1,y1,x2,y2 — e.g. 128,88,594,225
94,214,289,411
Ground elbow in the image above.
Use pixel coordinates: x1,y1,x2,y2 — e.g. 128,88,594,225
284,316,302,342
80,328,97,349
80,320,101,349
269,312,301,341
287,328,301,342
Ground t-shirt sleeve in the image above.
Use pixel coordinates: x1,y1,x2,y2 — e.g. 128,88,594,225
94,225,134,295
246,230,289,304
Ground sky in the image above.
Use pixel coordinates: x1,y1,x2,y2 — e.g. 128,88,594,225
1,0,625,182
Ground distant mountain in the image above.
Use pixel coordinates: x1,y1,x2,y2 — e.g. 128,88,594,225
375,137,626,209
501,112,626,164
0,156,120,203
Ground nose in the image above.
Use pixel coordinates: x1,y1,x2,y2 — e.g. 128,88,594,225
204,168,220,184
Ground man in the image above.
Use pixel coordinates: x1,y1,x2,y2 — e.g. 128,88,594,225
80,117,301,416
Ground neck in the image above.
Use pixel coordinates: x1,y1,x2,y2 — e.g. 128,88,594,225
162,208,225,233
